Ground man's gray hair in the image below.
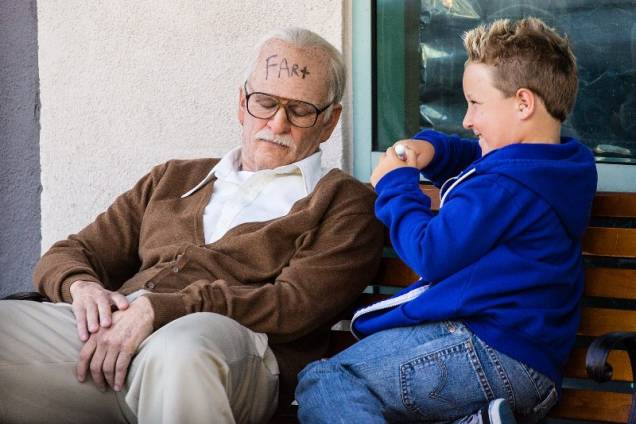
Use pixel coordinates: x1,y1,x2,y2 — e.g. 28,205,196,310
243,27,346,105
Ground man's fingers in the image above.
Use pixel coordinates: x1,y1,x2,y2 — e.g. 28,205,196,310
73,305,89,342
102,349,118,389
85,303,100,333
97,299,112,328
76,337,96,382
89,344,108,391
114,351,132,392
110,292,129,311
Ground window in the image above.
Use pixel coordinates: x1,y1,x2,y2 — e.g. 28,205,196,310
353,0,636,191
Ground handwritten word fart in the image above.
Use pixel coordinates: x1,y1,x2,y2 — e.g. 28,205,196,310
265,55,311,80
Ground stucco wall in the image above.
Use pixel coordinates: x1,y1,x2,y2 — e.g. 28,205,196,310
0,0,41,296
38,1,347,250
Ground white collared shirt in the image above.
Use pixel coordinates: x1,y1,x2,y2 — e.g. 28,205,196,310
181,147,328,244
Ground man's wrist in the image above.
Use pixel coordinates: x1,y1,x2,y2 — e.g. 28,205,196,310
135,295,155,325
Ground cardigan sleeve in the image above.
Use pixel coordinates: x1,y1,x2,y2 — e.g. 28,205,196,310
33,164,167,303
144,181,385,343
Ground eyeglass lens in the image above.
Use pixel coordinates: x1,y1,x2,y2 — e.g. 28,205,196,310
247,93,318,128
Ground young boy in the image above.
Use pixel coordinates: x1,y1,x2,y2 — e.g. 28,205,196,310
295,17,597,423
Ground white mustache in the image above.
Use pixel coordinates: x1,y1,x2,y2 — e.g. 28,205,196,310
254,129,293,147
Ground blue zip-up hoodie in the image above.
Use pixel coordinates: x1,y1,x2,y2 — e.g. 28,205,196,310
352,129,597,387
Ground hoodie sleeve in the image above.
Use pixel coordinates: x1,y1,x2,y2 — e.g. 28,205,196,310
375,166,528,282
414,129,482,186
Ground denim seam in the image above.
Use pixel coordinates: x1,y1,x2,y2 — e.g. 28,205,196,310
465,338,495,401
482,341,516,410
519,362,543,401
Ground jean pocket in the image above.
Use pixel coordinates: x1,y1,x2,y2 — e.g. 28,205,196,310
399,339,490,421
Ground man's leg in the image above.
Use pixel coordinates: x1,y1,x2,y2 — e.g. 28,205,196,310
123,312,279,424
0,300,131,424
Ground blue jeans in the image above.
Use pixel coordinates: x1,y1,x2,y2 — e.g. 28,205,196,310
296,321,558,423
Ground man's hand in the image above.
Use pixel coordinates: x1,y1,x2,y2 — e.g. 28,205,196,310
77,296,155,392
70,280,130,341
370,142,418,187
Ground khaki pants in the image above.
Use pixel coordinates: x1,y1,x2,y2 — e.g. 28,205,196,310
0,300,279,424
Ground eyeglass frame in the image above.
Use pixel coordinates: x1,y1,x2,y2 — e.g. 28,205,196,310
242,81,334,128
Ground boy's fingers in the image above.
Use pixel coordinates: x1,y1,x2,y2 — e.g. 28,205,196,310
404,146,418,167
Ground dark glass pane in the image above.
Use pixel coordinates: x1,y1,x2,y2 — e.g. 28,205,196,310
375,0,636,164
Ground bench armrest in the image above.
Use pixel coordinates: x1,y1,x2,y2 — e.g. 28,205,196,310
586,331,636,383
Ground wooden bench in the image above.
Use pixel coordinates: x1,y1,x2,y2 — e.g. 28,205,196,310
273,188,636,423
6,189,636,423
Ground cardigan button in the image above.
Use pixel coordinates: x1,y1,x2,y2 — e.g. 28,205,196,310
145,281,156,289
172,266,179,273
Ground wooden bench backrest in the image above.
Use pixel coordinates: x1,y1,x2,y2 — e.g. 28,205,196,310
331,188,636,423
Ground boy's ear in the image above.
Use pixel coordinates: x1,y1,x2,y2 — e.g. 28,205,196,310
515,88,536,120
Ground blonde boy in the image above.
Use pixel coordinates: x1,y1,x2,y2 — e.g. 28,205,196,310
297,18,597,423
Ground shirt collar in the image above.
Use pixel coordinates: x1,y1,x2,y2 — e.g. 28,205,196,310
181,147,325,198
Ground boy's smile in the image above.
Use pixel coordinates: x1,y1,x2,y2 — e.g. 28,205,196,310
462,63,519,155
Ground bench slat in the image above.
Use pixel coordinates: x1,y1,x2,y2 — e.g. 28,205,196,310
548,389,630,422
375,258,417,287
421,185,441,210
585,267,636,299
583,227,636,258
592,192,636,218
579,307,636,336
374,264,636,298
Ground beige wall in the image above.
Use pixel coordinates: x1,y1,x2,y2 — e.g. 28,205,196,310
38,0,351,250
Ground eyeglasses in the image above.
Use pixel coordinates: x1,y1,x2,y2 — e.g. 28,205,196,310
243,81,333,128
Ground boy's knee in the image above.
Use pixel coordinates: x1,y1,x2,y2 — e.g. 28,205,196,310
296,359,349,400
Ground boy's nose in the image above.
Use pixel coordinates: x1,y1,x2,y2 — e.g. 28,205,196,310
462,111,472,130
268,107,291,134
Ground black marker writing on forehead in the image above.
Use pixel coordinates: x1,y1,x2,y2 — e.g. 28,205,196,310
266,54,311,80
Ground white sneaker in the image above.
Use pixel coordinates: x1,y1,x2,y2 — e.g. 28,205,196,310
484,399,516,424
457,399,516,424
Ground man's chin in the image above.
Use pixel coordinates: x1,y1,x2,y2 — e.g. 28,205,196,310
250,152,291,171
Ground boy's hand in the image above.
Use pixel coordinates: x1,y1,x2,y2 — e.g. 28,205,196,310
370,143,418,187
394,139,435,169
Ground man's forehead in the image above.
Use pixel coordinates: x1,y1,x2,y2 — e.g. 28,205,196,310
249,39,330,102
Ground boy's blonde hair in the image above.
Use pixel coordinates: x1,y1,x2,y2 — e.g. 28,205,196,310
463,17,577,122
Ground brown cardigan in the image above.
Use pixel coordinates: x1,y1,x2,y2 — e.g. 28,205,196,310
34,158,384,390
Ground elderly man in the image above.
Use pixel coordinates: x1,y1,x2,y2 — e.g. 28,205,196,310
0,28,383,424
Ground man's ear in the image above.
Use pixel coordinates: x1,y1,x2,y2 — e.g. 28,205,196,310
515,88,536,120
318,104,343,143
238,87,246,125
